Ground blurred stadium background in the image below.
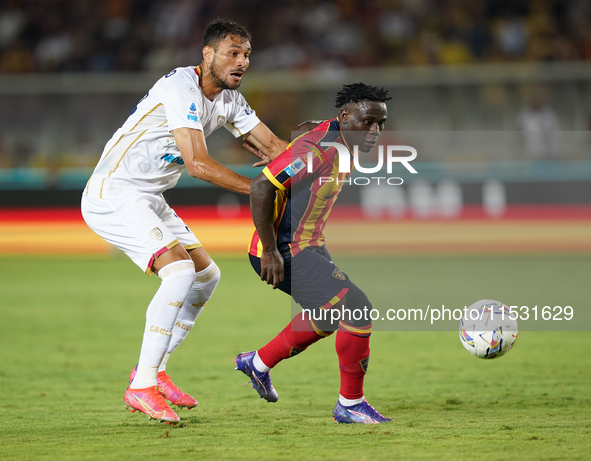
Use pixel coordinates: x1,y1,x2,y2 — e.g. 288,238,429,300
0,0,590,254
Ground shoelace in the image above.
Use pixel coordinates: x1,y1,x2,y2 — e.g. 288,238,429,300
362,400,386,419
159,374,181,392
147,386,172,408
242,369,270,394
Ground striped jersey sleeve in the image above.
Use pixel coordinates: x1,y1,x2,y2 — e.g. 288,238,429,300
261,119,335,191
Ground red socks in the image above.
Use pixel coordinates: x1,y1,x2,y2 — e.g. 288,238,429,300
257,313,371,401
335,322,371,400
258,312,332,368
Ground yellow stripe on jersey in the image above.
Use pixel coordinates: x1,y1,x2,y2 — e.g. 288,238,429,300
91,103,163,197
291,157,341,251
100,103,163,166
229,122,243,136
99,120,167,198
263,167,288,191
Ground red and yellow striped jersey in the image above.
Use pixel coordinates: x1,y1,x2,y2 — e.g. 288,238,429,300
248,119,353,257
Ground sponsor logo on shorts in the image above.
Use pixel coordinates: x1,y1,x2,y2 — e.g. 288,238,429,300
332,267,346,280
149,227,163,241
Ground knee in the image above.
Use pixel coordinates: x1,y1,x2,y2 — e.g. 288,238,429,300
159,259,196,293
187,261,221,306
340,283,372,328
195,261,221,289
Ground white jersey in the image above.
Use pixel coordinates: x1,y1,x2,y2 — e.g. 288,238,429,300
84,66,260,198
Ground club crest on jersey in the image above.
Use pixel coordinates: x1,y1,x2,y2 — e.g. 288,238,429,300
149,227,163,241
217,115,226,127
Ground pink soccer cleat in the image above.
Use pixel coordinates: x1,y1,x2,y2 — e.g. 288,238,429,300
157,371,198,408
124,386,180,423
129,366,198,409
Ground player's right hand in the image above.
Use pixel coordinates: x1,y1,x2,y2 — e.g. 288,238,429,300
242,139,271,167
260,249,284,289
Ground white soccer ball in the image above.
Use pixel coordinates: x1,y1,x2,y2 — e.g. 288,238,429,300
459,299,518,359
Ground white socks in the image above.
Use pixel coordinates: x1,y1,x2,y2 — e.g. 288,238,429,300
131,364,159,390
130,259,195,389
159,262,221,371
253,351,271,373
339,395,365,407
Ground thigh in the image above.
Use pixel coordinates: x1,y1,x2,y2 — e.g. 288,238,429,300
160,205,202,252
291,247,350,309
82,194,196,274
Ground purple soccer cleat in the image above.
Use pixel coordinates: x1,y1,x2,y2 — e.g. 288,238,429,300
234,351,278,403
333,400,391,424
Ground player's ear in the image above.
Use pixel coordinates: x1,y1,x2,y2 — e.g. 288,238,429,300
202,46,214,64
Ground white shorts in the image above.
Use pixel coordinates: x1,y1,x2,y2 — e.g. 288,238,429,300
81,192,201,275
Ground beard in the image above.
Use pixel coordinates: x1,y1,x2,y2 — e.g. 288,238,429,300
209,56,239,90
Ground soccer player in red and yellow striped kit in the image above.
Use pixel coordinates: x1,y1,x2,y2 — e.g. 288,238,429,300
235,83,392,424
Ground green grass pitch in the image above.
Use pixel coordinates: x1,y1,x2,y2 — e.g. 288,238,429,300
1,254,590,460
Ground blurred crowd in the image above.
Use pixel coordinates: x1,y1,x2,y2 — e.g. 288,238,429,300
1,0,591,73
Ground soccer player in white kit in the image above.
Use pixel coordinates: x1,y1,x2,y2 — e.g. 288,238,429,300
81,20,288,423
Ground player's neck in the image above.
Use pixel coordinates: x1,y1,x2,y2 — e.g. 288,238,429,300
337,120,354,154
197,64,224,101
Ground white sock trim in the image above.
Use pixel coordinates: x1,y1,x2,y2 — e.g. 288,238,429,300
194,261,220,283
253,351,271,373
159,259,195,279
130,364,158,389
339,395,365,407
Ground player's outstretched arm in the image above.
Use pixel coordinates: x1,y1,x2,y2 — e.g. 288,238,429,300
292,120,323,134
242,120,323,167
243,122,289,162
174,127,251,195
250,173,284,289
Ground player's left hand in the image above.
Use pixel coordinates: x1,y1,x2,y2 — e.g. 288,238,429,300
243,139,271,167
261,249,284,289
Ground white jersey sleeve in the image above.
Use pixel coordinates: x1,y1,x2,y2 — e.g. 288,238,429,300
224,92,261,137
157,69,204,132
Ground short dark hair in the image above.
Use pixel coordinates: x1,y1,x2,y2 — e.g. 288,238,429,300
203,19,252,49
335,83,391,109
